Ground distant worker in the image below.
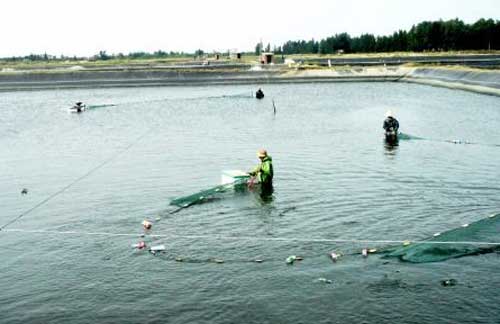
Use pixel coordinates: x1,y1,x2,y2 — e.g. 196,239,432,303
73,102,85,113
383,110,399,140
255,88,264,99
248,149,273,190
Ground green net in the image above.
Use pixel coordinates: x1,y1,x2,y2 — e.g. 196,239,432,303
170,176,251,208
383,214,500,263
398,132,423,140
87,104,117,110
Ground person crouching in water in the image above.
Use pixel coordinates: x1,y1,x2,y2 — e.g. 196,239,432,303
255,88,264,99
248,149,274,197
383,110,399,141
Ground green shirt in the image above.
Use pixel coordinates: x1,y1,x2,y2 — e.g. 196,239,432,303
251,156,274,185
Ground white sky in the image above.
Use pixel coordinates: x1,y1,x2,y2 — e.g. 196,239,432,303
1,0,498,57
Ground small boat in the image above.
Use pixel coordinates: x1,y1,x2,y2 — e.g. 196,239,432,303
69,102,86,113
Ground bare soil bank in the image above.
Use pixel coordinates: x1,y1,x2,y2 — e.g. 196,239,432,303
0,65,499,96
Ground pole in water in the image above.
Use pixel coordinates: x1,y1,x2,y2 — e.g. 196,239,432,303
272,99,276,115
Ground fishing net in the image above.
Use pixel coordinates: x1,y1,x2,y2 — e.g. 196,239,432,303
170,176,251,208
398,132,500,147
397,132,423,140
383,213,500,263
203,92,254,100
87,104,116,110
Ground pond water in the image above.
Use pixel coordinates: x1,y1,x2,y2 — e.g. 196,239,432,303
1,82,499,324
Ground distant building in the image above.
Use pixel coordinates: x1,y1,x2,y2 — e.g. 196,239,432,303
260,52,274,64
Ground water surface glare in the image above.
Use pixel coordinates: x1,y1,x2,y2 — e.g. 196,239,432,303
1,83,499,324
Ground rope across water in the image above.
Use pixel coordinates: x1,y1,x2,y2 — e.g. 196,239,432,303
0,126,156,231
3,228,500,246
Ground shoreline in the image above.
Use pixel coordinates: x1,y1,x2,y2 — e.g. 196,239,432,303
0,65,499,97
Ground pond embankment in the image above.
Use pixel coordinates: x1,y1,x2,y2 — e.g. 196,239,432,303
402,67,500,96
0,64,499,96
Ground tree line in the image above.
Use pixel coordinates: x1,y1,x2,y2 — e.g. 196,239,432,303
2,18,499,62
0,49,234,62
272,18,500,55
0,50,190,62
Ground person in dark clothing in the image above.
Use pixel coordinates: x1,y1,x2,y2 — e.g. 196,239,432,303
255,88,264,99
73,102,85,113
383,110,399,140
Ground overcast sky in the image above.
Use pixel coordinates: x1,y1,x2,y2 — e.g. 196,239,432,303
1,0,498,57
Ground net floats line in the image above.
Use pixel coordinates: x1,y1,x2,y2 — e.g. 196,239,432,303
2,228,500,246
0,127,156,231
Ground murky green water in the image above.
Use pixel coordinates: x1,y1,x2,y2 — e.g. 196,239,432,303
1,83,499,323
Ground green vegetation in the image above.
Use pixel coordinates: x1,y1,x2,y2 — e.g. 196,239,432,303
275,18,500,54
1,18,499,70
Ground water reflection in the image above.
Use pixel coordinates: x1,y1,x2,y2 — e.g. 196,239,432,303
249,183,274,204
253,184,275,234
384,136,399,156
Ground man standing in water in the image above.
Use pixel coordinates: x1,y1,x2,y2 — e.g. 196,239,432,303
248,149,274,196
255,88,264,99
383,110,399,140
